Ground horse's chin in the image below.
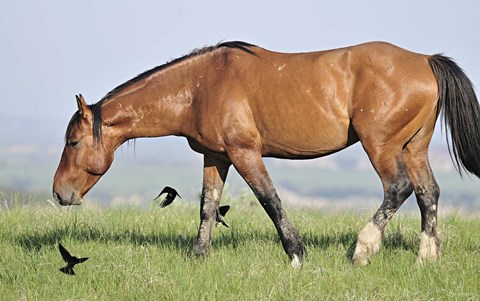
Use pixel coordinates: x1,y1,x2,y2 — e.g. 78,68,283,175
63,198,84,206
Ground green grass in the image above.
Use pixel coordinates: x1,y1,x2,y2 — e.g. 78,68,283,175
1,198,479,300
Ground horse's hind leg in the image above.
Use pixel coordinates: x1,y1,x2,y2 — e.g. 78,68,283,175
403,125,440,264
227,147,306,267
352,144,414,266
193,156,230,257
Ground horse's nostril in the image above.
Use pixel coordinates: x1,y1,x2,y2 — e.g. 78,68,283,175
53,191,61,202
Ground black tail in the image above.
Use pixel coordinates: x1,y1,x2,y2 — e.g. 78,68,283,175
429,55,480,178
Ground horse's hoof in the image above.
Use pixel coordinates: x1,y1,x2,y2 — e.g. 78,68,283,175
352,253,370,266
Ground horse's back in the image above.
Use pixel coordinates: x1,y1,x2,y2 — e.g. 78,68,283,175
220,46,357,158
203,42,438,158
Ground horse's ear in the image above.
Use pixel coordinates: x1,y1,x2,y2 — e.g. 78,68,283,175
75,94,91,119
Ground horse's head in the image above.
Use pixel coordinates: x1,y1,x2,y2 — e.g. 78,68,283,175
53,95,114,205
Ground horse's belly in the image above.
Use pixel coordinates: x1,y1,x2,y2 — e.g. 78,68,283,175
259,119,357,159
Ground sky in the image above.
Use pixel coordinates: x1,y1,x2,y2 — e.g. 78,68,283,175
1,0,479,153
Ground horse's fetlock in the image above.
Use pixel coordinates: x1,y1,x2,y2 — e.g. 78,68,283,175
193,241,210,258
417,231,440,264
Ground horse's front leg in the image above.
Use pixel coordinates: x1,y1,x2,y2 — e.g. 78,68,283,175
227,147,307,268
193,156,230,257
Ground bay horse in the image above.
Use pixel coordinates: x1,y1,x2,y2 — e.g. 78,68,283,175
53,41,480,267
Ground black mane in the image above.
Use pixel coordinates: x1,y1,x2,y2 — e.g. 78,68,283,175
99,41,257,104
72,41,257,143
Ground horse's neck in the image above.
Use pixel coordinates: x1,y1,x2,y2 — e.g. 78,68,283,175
101,65,196,143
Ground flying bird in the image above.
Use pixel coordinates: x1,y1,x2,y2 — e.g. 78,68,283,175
154,186,181,207
58,243,89,275
216,205,231,227
154,187,230,227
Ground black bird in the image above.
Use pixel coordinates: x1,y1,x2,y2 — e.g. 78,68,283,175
216,205,231,227
154,186,230,227
58,243,89,275
154,186,181,208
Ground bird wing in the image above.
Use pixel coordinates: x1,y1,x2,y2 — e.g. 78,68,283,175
58,243,74,262
218,205,230,217
216,205,231,228
77,257,89,263
154,186,181,208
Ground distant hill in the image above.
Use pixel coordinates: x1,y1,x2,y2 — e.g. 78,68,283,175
1,138,478,213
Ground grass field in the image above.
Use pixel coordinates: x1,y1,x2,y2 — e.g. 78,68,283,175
1,197,479,300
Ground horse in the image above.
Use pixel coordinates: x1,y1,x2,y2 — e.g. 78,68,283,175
53,41,480,267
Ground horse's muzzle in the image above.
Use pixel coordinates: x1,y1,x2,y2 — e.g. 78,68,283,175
53,190,83,206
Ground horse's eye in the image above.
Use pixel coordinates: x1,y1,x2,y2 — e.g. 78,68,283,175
66,140,79,148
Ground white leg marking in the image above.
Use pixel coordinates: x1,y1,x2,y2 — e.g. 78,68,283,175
213,188,218,201
352,221,382,266
416,231,439,265
291,254,302,269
